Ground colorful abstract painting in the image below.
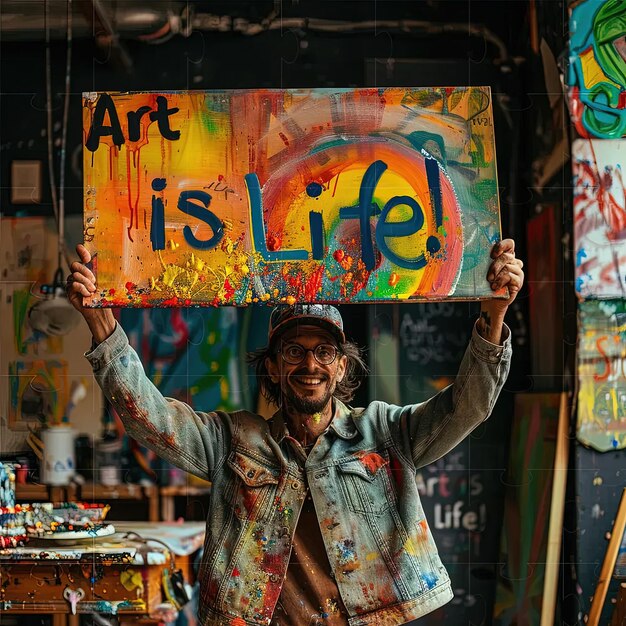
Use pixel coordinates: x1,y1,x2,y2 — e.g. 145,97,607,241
569,0,626,138
577,299,626,451
82,88,503,308
573,139,626,299
8,360,69,429
494,393,561,626
111,306,244,484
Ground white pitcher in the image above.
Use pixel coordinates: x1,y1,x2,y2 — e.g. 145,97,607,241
41,426,76,486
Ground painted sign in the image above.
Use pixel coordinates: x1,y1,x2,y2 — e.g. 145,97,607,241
572,139,626,299
82,88,503,307
569,0,626,138
577,299,626,451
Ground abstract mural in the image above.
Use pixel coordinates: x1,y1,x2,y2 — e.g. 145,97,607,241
569,0,626,139
82,88,504,307
577,299,626,451
572,139,626,299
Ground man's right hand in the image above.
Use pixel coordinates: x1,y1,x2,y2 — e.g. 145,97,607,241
67,244,116,343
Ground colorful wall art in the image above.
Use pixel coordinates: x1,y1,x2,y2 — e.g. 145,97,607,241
82,88,504,307
572,139,626,299
569,0,626,139
8,359,69,429
577,299,626,451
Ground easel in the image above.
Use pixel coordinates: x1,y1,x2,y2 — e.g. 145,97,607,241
587,488,626,626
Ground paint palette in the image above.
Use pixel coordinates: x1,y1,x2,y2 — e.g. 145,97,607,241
37,523,116,544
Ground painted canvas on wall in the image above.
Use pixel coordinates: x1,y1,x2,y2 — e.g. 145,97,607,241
8,359,69,429
569,0,626,139
577,299,626,451
572,139,626,299
82,88,504,307
494,393,560,626
113,306,244,484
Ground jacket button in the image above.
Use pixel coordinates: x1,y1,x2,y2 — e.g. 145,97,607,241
290,481,300,490
269,574,280,583
247,470,255,478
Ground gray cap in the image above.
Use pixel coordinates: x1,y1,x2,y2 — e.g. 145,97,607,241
268,304,345,345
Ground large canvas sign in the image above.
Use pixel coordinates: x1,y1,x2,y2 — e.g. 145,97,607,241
572,139,626,299
82,88,503,307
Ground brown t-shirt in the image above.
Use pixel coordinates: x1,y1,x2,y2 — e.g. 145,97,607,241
271,442,349,626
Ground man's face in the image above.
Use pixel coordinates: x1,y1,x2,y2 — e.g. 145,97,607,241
266,325,347,415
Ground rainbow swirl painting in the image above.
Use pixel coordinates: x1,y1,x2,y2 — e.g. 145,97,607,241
82,87,502,307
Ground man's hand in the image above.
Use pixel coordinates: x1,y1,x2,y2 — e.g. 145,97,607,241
67,244,97,310
478,238,525,344
66,244,116,343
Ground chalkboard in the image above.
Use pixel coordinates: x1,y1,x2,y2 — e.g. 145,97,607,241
397,302,476,405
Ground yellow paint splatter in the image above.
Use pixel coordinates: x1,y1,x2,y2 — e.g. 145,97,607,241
403,537,417,556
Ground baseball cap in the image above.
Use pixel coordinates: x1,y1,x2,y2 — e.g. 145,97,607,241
269,304,345,346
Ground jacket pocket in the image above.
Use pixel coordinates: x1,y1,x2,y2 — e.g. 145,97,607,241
337,450,396,516
227,450,280,521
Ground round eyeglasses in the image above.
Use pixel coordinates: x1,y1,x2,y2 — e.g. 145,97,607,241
279,342,339,365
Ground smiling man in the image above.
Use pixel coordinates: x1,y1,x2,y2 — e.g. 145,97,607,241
67,239,523,626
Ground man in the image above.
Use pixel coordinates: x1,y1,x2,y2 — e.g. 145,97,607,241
67,239,523,626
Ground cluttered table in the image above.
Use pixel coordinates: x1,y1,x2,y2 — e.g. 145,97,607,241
0,521,205,625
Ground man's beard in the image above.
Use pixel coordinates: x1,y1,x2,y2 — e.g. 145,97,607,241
284,383,334,415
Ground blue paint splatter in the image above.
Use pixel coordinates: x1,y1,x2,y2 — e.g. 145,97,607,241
151,178,167,192
576,248,587,267
306,182,323,198
423,571,438,589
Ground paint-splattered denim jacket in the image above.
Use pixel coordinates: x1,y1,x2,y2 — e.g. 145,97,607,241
86,321,511,626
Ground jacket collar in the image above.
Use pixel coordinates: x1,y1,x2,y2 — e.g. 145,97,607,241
270,398,359,443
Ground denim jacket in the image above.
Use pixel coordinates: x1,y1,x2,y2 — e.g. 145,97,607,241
86,321,511,626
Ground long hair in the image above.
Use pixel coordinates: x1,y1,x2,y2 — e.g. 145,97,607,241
246,339,368,407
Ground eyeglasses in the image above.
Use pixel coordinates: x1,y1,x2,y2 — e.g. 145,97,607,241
278,342,339,365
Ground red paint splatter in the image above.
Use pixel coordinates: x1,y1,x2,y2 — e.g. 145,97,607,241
333,249,345,263
278,132,290,147
223,279,235,301
241,488,259,516
266,234,282,251
303,266,324,300
125,281,136,291
354,451,388,475
232,567,240,577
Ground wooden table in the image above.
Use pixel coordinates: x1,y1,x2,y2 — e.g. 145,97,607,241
0,521,205,625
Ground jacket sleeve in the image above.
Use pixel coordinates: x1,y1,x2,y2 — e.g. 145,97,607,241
85,322,230,480
387,321,512,469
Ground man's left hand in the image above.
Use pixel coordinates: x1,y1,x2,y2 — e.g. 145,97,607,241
483,238,525,320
